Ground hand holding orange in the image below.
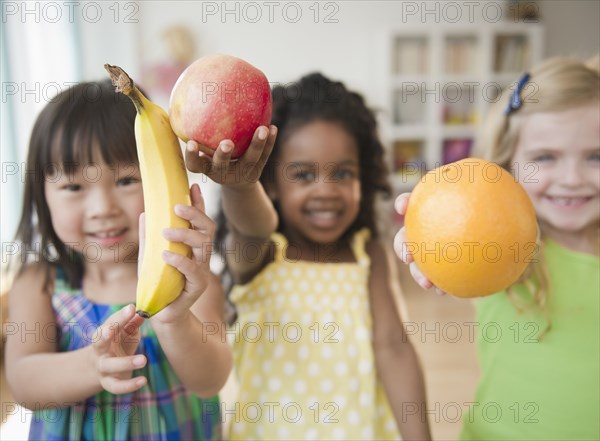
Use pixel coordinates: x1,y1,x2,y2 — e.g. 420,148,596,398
401,158,538,298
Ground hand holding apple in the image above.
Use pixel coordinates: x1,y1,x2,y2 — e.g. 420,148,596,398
185,125,277,189
169,54,273,159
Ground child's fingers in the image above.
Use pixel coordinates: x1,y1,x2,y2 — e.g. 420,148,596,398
239,126,269,167
162,228,213,250
98,354,147,376
185,141,215,174
189,183,206,214
434,287,448,296
161,251,209,296
409,262,433,290
172,204,215,236
121,313,144,353
93,323,115,354
184,141,203,173
102,375,147,395
195,141,217,157
210,140,234,175
95,305,136,349
255,125,278,170
162,250,206,278
393,228,414,264
124,313,146,336
394,192,411,215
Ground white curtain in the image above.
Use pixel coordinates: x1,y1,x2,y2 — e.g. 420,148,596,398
1,4,80,272
1,7,80,437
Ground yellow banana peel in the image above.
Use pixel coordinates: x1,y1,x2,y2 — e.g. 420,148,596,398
105,64,191,318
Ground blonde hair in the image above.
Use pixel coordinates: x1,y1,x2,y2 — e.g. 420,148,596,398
477,56,600,164
476,56,600,335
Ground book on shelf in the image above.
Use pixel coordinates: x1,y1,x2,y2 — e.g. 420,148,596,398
392,140,426,179
445,36,477,74
394,37,428,74
442,138,473,164
494,35,530,73
443,104,479,125
395,88,426,125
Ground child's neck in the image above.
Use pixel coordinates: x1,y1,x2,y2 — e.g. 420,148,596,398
542,222,600,257
83,261,138,304
281,228,356,263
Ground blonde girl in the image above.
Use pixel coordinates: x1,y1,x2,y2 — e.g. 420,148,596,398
395,56,599,440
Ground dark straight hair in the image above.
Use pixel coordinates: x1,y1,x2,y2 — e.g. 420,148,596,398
12,79,138,290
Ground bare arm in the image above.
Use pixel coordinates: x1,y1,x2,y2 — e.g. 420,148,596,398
221,181,277,240
148,184,232,397
151,273,232,398
185,125,279,281
5,265,145,409
368,240,432,441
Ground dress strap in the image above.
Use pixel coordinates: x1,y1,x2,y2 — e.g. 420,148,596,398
53,266,80,296
270,230,371,264
270,232,289,262
351,228,371,267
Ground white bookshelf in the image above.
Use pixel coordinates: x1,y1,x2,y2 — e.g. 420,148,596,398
374,22,544,198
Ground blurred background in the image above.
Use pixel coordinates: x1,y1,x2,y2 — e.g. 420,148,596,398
1,1,599,439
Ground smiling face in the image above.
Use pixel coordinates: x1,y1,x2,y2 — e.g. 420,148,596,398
44,158,144,264
270,120,361,247
512,104,600,237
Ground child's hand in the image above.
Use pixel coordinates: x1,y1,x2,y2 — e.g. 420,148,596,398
393,193,448,296
184,125,277,188
151,183,215,324
92,304,147,394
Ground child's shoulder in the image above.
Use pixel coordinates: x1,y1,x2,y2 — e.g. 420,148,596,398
230,235,277,285
10,262,54,299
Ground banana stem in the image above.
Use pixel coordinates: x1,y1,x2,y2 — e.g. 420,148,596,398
104,63,144,113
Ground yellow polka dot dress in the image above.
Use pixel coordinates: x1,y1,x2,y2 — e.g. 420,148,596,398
228,229,401,440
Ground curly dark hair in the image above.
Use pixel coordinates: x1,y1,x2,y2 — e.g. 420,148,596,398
215,72,391,295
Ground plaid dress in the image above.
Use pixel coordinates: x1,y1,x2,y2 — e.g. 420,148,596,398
28,269,221,441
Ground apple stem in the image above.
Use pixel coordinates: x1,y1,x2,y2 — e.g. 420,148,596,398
104,63,144,113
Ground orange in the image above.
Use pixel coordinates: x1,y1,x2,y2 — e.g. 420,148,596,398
405,158,538,297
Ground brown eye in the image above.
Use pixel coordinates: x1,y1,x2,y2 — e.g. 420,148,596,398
117,177,140,186
295,170,316,182
61,184,82,192
334,169,354,180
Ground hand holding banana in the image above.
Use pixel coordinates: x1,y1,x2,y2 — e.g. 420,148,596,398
105,64,212,318
139,183,215,324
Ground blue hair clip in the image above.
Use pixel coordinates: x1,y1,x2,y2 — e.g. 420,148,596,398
504,72,531,115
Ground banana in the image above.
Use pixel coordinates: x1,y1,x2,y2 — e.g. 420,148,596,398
105,64,191,318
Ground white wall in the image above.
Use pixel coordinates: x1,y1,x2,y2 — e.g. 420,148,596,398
2,0,599,241
542,0,600,59
116,0,599,217
120,0,600,105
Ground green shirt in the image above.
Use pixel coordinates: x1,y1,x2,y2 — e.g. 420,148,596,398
460,240,599,441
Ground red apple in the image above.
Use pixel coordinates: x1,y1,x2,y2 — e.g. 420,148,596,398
169,54,272,159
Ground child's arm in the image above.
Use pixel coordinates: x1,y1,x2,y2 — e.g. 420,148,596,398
149,183,232,397
367,240,432,441
185,126,279,282
5,266,146,409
